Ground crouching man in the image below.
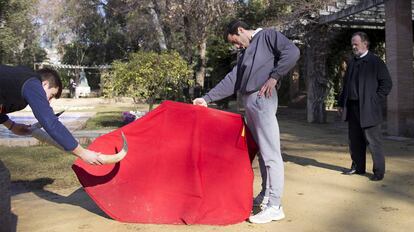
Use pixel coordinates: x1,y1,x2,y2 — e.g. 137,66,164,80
0,65,103,165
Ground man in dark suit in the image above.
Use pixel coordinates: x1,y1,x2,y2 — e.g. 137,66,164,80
338,32,392,181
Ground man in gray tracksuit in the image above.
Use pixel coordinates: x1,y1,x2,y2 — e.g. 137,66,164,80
193,20,299,223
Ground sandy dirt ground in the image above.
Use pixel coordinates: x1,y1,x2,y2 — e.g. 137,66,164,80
9,107,414,232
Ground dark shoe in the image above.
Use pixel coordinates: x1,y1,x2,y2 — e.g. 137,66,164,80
342,163,365,175
370,174,384,181
342,169,366,175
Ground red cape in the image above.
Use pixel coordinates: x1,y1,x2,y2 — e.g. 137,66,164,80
72,101,255,225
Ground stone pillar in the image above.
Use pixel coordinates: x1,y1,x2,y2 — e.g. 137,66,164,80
0,160,11,232
75,69,91,98
385,0,414,137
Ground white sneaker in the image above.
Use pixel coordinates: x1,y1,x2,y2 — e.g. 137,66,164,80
249,205,285,224
253,195,269,209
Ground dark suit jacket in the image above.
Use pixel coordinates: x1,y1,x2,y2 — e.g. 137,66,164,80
338,52,393,128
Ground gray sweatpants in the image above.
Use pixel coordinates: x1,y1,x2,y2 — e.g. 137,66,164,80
242,89,284,206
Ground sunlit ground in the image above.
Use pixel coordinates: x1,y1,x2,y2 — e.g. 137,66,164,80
1,102,413,232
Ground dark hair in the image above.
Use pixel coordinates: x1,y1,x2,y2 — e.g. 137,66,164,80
36,67,63,99
352,31,370,48
224,19,250,41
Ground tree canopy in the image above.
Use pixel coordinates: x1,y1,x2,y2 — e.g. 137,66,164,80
103,51,193,110
1,0,338,109
0,0,46,66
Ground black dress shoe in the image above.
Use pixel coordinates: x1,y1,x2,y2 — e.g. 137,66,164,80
342,168,366,175
342,163,365,175
342,162,365,175
370,174,384,181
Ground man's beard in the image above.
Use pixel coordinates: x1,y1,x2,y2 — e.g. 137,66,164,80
353,50,360,56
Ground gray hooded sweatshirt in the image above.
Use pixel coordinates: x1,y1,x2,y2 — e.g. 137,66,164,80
203,28,300,103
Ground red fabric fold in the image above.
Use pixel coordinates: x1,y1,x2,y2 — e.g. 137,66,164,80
72,101,254,225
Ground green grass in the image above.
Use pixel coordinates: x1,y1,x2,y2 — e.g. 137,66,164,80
83,111,125,129
0,103,152,190
0,145,80,189
83,104,152,130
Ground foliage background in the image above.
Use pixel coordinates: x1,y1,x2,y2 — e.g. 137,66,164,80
102,51,193,109
1,0,375,110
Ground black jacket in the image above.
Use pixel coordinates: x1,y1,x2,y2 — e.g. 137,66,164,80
0,65,41,114
338,52,393,128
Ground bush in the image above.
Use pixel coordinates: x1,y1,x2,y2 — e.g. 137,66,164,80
103,51,193,110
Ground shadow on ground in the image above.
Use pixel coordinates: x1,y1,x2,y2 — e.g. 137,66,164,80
11,178,109,219
282,152,345,173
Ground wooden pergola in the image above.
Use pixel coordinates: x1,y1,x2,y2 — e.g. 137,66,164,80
34,62,112,97
320,0,389,28
34,62,111,71
319,0,414,137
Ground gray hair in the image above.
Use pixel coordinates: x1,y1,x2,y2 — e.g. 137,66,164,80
352,31,370,48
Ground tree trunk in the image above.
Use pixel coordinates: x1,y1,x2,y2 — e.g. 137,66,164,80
0,161,11,232
183,15,193,63
195,36,207,87
304,26,329,123
148,1,167,51
289,65,300,101
148,97,155,111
